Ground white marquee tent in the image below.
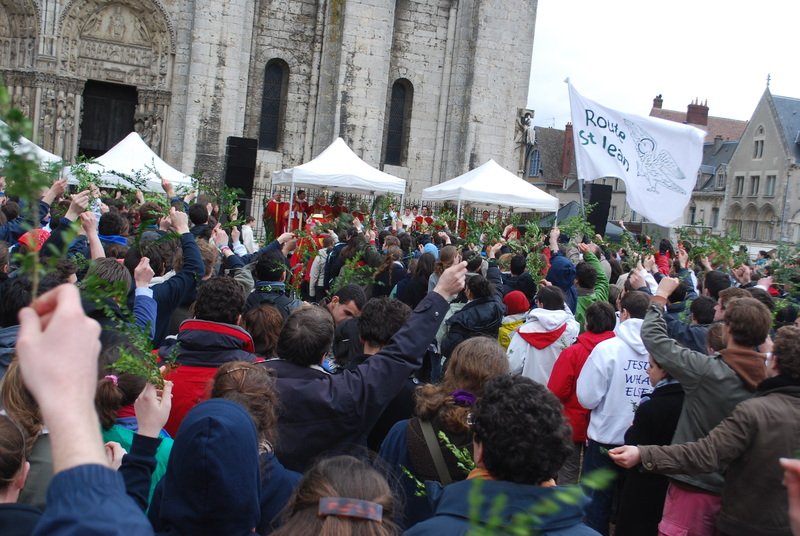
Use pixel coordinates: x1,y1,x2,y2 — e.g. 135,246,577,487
422,159,559,221
272,137,407,230
272,137,406,196
0,120,63,169
66,133,194,193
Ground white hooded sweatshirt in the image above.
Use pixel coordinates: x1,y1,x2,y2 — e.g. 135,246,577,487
507,308,579,384
576,318,650,445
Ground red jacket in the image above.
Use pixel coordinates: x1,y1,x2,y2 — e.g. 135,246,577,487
654,251,671,276
160,320,257,436
547,330,615,442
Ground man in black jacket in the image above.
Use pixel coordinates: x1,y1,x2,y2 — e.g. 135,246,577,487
265,261,467,472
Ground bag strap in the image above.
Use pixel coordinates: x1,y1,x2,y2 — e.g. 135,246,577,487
419,419,453,485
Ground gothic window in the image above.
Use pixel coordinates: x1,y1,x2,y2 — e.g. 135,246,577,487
766,175,776,196
734,176,745,196
753,125,765,159
384,79,413,166
749,175,760,196
528,149,541,176
259,60,289,151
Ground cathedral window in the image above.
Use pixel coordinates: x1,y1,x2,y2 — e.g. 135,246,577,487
384,79,413,166
259,60,289,150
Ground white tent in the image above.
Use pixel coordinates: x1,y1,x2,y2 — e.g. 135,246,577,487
66,133,194,193
272,137,407,230
272,137,406,195
0,120,63,169
422,159,559,221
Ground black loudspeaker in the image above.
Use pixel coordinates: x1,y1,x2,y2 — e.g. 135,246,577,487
584,183,613,237
223,136,257,198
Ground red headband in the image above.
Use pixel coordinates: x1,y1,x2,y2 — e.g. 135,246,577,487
318,497,383,523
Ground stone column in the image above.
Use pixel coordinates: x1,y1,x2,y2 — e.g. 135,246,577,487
135,89,171,155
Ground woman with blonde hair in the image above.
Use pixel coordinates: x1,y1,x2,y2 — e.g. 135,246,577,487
378,336,510,529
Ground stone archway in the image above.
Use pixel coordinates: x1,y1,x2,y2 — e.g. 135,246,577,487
52,0,175,158
0,0,38,68
0,0,39,122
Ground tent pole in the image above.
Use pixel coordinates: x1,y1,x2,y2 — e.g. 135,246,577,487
287,181,296,232
456,199,462,231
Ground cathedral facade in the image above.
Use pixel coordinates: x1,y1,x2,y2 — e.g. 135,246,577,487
1,0,537,195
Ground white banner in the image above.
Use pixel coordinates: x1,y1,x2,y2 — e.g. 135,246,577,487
568,82,705,227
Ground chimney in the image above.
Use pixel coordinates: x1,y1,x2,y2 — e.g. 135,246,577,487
686,98,709,126
713,134,724,154
561,122,574,177
652,94,663,109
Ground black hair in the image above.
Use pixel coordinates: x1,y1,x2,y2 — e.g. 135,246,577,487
690,296,716,325
255,250,287,282
510,255,526,276
575,261,597,289
358,298,411,347
668,280,688,303
98,211,123,236
703,270,731,300
746,287,775,312
585,301,617,333
534,285,564,311
472,375,571,484
277,306,335,366
620,290,650,319
414,252,436,281
193,276,245,325
466,275,493,300
0,277,32,328
188,203,209,226
332,284,367,311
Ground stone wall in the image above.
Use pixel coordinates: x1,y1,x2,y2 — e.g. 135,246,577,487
1,0,538,201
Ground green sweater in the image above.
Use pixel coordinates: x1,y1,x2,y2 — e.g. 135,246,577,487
575,250,609,329
103,424,173,505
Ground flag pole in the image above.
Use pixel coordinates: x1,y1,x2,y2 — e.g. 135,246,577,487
577,177,585,218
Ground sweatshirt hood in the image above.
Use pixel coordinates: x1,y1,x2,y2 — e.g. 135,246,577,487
614,318,646,356
525,307,573,331
546,255,577,313
719,347,768,391
151,399,261,535
577,330,615,353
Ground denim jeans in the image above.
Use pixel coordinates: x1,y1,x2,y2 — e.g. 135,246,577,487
582,439,624,536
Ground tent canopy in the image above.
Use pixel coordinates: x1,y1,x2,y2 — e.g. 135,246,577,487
271,138,406,195
66,133,194,193
0,120,63,170
421,159,559,212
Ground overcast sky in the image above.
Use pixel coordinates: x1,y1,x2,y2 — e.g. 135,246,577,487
527,0,799,129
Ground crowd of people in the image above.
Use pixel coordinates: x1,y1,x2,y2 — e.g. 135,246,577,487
0,175,799,536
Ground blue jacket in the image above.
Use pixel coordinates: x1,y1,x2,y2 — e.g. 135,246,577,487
149,399,262,535
546,252,578,314
147,232,204,346
32,464,153,535
257,452,301,535
404,478,599,536
265,291,450,472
